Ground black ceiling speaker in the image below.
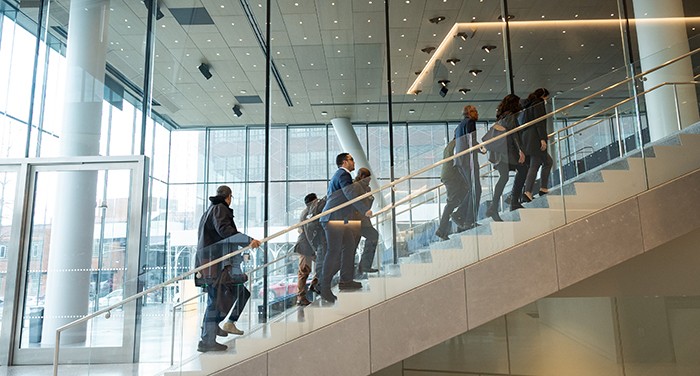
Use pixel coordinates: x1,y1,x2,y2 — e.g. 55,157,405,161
439,86,448,97
198,63,213,80
232,104,243,117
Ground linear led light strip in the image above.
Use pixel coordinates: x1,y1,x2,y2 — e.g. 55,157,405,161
407,23,459,95
407,17,700,95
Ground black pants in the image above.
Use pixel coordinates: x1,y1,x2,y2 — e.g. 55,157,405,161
524,152,553,194
456,154,482,226
358,219,378,271
437,177,467,234
321,220,361,293
490,161,528,211
201,283,250,344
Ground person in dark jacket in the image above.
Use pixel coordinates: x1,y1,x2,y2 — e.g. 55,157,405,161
520,88,553,202
435,138,467,240
485,94,528,221
293,193,327,306
319,153,372,303
195,185,260,352
453,105,483,229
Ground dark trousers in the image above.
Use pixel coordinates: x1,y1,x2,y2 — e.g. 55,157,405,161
201,283,250,344
490,162,528,211
456,154,482,225
437,178,467,234
321,220,361,293
524,152,553,194
358,219,378,270
511,163,528,207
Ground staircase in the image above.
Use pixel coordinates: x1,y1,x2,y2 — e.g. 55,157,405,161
161,121,700,376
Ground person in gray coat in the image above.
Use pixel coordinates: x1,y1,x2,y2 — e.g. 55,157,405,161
485,94,528,221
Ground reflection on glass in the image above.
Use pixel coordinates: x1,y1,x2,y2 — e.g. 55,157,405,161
22,168,133,349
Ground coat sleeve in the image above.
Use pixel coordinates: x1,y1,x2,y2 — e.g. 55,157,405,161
339,172,371,214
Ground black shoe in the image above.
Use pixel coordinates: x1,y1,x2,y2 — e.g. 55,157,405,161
197,341,227,352
358,266,379,274
216,328,229,337
538,190,548,196
435,230,450,241
338,280,362,291
296,297,311,306
320,289,337,303
522,192,533,202
510,203,524,211
309,282,321,295
485,207,502,222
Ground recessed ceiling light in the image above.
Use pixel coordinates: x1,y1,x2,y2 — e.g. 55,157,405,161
321,111,328,116
408,109,415,113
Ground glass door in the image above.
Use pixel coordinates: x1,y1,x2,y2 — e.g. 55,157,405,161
8,156,147,365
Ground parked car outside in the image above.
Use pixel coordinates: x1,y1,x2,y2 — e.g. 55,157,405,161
98,289,123,309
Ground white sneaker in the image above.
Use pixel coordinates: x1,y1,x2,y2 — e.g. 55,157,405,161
222,321,244,335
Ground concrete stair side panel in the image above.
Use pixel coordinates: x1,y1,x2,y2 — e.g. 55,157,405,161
645,140,700,187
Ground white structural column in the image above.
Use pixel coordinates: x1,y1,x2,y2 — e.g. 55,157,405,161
633,0,699,141
42,0,111,344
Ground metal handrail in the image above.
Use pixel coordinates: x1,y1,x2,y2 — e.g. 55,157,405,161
550,81,700,141
53,46,700,375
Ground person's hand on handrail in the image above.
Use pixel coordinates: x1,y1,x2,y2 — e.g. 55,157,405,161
249,239,261,249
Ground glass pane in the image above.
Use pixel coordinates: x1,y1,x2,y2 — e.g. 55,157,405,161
0,170,17,332
23,167,133,349
169,130,205,184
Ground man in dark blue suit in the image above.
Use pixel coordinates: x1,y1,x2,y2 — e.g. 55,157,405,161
319,153,372,303
454,105,483,230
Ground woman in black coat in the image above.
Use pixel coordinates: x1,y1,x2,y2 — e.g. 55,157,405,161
519,88,553,202
485,94,528,221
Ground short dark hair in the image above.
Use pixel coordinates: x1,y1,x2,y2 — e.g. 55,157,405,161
336,153,350,167
304,193,317,205
216,185,232,198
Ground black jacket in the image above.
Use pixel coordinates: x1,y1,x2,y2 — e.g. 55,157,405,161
519,98,549,156
195,196,252,286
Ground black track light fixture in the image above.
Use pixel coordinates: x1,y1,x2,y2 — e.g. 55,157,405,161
469,69,483,77
446,58,461,66
429,16,446,24
232,104,243,117
198,63,213,80
459,88,471,95
438,80,450,87
421,46,436,54
413,90,422,95
482,45,497,53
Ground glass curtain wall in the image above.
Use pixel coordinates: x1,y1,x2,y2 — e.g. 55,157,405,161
0,0,698,367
